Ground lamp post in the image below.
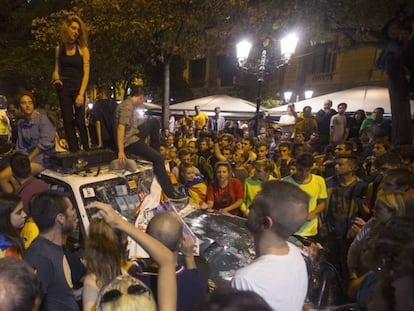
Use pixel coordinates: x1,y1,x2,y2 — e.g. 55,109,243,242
237,33,298,136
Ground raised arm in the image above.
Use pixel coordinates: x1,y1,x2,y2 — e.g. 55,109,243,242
213,142,226,161
86,201,177,311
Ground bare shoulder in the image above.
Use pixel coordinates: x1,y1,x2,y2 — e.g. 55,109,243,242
84,273,98,287
79,46,90,57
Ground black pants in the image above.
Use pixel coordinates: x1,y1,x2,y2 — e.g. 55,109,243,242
325,234,352,291
58,90,89,152
125,119,174,197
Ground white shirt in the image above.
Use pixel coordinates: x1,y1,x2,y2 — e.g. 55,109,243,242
231,242,308,311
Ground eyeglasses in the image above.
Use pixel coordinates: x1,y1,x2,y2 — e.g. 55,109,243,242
100,284,149,306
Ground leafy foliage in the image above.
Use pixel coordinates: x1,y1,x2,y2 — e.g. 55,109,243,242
0,0,410,107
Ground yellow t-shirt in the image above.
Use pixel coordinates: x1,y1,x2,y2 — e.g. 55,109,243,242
193,112,208,130
20,217,39,249
283,174,328,237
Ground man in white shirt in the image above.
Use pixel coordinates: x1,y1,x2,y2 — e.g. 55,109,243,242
231,180,309,311
330,102,349,145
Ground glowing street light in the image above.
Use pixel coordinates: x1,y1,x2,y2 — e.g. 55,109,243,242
236,33,298,135
305,90,314,99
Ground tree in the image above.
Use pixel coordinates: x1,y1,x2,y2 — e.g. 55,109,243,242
226,0,413,145
5,0,411,143
31,0,242,127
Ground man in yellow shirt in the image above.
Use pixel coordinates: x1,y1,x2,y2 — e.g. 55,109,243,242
193,105,208,135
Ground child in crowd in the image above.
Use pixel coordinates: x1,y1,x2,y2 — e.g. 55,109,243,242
179,162,207,207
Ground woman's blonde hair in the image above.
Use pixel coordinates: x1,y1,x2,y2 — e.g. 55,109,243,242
375,191,407,217
96,275,156,311
61,15,88,47
84,218,126,287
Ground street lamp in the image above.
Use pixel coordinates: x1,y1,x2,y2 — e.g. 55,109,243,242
305,90,314,99
236,33,298,136
284,91,293,103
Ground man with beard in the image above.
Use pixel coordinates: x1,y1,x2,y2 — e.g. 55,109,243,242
24,191,82,311
324,155,367,286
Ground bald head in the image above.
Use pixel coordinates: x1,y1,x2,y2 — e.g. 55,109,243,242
146,212,183,252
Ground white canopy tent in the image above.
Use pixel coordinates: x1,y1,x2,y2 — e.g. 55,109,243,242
163,94,265,119
269,86,392,115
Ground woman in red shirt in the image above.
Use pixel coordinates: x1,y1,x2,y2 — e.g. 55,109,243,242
205,161,243,216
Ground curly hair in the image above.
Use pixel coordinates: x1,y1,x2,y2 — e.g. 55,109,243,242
16,90,36,108
61,15,88,48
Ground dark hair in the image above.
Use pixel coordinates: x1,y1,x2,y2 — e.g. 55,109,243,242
278,141,292,151
197,137,209,148
222,146,233,154
10,152,31,179
129,85,145,97
30,191,70,232
334,154,360,170
177,147,191,160
374,107,385,114
374,151,402,169
295,152,314,169
256,141,268,150
214,161,231,173
0,193,24,255
160,141,169,149
383,168,414,191
247,180,309,239
17,90,36,108
220,133,234,144
198,286,272,311
355,109,366,119
338,102,347,109
0,257,43,311
303,105,312,112
341,141,355,153
243,137,255,148
396,242,414,280
364,217,414,276
238,150,249,163
348,138,363,154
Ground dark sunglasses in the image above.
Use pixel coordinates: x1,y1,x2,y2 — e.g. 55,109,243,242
100,284,149,305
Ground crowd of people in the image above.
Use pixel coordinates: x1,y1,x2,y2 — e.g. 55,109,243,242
1,12,414,311
1,82,414,310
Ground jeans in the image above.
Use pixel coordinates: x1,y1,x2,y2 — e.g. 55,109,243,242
125,118,174,197
58,90,89,152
